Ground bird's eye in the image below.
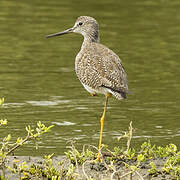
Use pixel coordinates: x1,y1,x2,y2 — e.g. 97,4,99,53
78,22,83,26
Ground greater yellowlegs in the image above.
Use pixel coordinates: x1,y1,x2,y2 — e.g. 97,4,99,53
46,16,129,160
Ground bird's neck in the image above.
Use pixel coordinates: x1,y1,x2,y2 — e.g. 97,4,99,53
81,33,100,50
83,29,100,42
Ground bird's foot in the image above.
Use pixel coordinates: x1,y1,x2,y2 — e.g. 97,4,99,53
90,93,97,96
97,152,103,162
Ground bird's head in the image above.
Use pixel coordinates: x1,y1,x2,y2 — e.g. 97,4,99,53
46,16,99,42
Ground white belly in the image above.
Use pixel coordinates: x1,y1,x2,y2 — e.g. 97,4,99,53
82,83,111,95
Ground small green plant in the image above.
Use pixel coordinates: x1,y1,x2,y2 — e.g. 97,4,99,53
65,142,96,165
43,154,61,178
140,140,156,158
137,153,146,164
0,98,54,179
163,152,180,178
126,148,136,160
0,121,54,167
118,121,133,153
148,161,160,176
0,98,7,128
0,119,7,127
27,154,79,179
0,97,5,106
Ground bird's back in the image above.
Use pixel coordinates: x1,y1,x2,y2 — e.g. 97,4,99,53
75,41,128,100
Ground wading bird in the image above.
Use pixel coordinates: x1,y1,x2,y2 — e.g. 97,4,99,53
46,16,129,160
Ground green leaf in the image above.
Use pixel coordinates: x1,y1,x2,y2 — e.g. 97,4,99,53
0,98,5,106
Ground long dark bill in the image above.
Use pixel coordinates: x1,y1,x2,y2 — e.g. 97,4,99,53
46,28,73,38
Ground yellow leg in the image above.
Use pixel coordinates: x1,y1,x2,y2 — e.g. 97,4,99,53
97,94,110,161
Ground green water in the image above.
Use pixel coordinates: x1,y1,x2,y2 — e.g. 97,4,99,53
0,0,180,156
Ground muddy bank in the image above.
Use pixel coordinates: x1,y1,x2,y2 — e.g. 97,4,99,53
0,155,176,180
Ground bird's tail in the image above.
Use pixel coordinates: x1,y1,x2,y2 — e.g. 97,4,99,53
111,91,126,100
100,84,129,100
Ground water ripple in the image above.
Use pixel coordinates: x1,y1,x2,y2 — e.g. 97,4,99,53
52,121,76,126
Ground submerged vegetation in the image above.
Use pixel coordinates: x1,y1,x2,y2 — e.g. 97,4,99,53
0,98,180,179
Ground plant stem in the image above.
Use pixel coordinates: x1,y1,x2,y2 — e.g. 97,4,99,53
7,134,33,156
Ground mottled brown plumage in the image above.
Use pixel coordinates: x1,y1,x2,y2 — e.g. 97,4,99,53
74,16,128,100
75,39,128,100
46,16,129,160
